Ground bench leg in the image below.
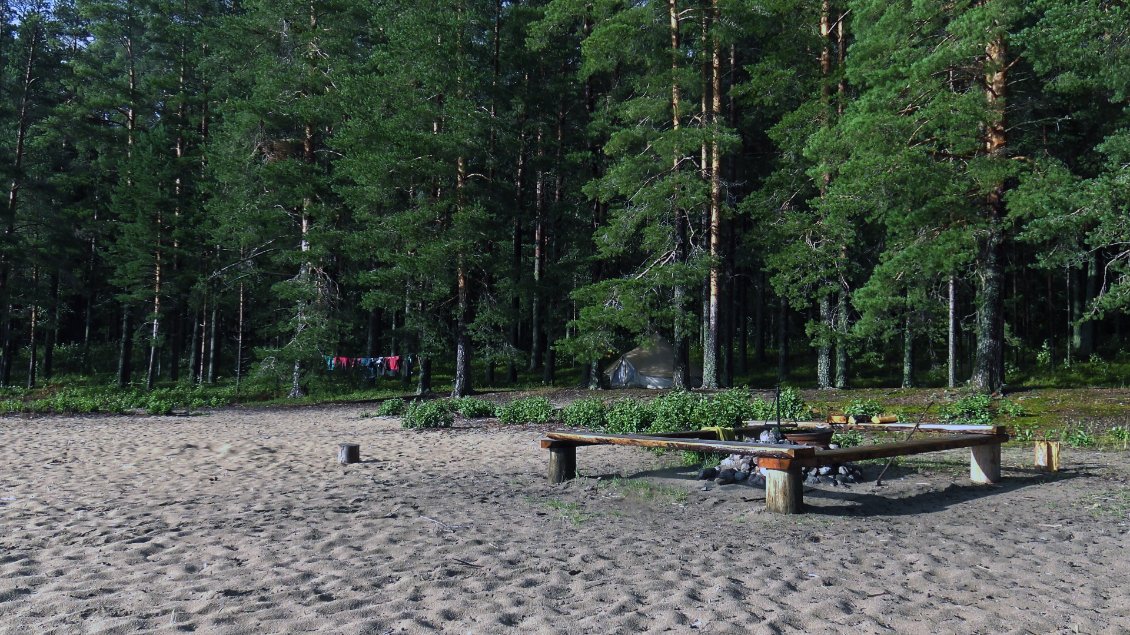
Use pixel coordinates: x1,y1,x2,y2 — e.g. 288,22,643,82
765,467,803,514
548,444,577,484
970,443,1001,484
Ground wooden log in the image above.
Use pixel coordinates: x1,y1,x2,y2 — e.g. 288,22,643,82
544,431,814,458
338,443,360,465
970,442,1002,484
765,467,803,514
544,440,577,484
871,414,899,424
828,415,847,424
1034,440,1060,472
791,421,1001,435
801,433,1009,467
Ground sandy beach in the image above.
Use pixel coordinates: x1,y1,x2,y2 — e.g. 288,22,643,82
2,405,1128,634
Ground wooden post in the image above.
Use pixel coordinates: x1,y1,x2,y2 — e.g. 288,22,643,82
761,458,803,514
1034,440,1060,472
338,443,360,465
970,442,1001,484
542,440,577,483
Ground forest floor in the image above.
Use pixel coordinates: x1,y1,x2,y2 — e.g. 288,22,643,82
1,405,1128,633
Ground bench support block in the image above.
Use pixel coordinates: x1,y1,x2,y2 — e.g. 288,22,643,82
765,467,803,514
547,443,577,484
970,443,1001,484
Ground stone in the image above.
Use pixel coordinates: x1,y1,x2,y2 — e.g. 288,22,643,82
698,467,719,480
734,471,750,482
715,468,737,485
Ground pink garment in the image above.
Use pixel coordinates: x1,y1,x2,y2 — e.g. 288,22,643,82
386,356,400,372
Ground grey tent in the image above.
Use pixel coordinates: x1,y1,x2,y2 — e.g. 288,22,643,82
605,337,686,389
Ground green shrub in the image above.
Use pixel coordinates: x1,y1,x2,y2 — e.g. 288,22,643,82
832,430,864,448
748,397,774,421
694,389,754,427
998,398,1027,417
647,391,701,434
940,393,993,425
376,399,406,416
1012,421,1039,444
560,398,606,429
498,397,553,425
401,400,454,429
604,398,653,434
1107,426,1130,450
450,397,498,418
1063,426,1096,448
843,398,883,419
776,386,809,420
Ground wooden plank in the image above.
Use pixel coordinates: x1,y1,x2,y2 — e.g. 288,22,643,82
1034,440,1060,472
765,467,803,514
790,421,1002,435
799,433,1009,467
544,431,815,458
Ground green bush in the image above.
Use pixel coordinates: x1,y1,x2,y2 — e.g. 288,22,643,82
748,396,774,421
604,398,653,434
450,397,498,418
560,398,606,429
832,430,864,448
401,400,454,429
376,399,406,416
998,398,1027,417
776,386,809,420
498,397,553,425
940,393,993,425
647,391,701,434
694,389,754,427
1063,426,1096,448
843,398,883,418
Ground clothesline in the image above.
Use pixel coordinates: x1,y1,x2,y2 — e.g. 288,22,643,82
324,355,413,379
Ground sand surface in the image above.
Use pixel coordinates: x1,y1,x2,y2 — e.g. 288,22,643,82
2,405,1128,634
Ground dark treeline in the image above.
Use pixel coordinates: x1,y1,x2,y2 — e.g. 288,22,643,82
1,0,1128,396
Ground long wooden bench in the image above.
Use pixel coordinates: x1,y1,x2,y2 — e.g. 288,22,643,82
540,424,1009,514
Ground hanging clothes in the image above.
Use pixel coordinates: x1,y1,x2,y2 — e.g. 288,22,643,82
386,356,400,373
325,356,335,371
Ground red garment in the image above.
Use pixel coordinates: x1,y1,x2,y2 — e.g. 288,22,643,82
386,356,400,372
335,356,349,369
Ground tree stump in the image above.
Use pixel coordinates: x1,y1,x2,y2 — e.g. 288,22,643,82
765,467,803,514
970,443,1001,484
338,443,361,465
1034,440,1060,472
541,440,577,483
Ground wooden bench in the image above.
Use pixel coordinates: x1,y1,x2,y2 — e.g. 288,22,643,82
540,423,1009,514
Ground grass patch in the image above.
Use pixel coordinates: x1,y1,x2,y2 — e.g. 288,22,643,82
544,499,592,525
1082,489,1130,519
599,478,689,505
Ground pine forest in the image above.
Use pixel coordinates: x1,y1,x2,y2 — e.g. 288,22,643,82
2,0,1130,405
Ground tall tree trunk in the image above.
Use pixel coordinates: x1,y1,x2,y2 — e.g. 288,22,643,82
117,305,133,388
817,294,833,389
26,267,38,389
702,0,723,389
670,0,691,390
452,154,473,397
948,275,958,388
416,355,432,395
529,128,547,373
207,304,218,384
834,290,849,389
146,212,163,390
43,270,59,380
755,270,766,362
902,310,914,388
236,282,246,390
972,29,1007,393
